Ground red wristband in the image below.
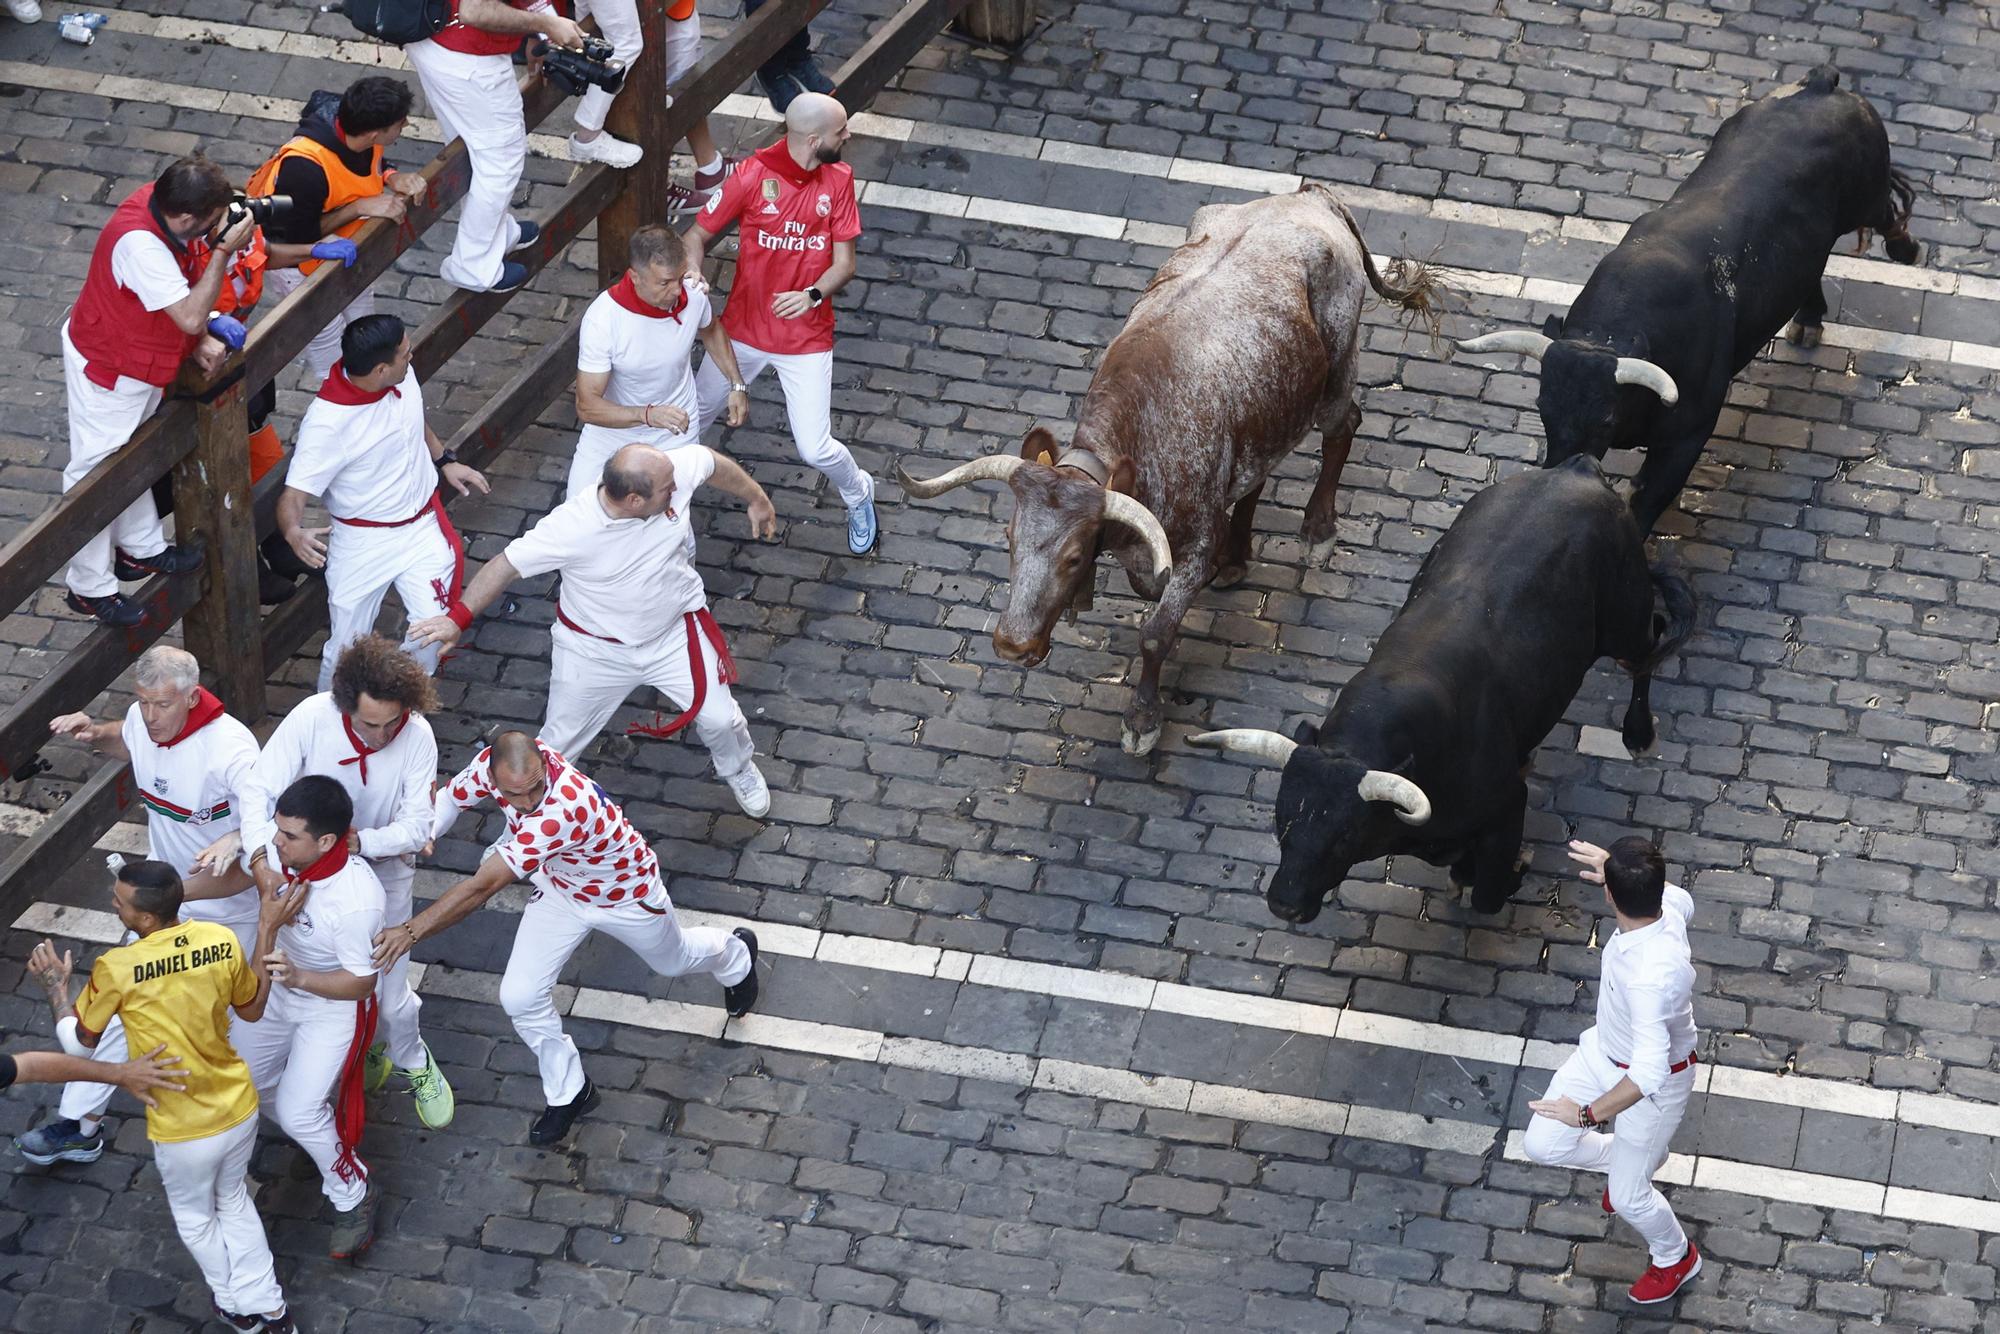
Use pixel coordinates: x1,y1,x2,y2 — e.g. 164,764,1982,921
446,600,475,630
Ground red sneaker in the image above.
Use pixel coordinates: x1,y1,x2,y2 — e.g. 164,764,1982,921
1629,1241,1701,1304
1601,1187,1614,1215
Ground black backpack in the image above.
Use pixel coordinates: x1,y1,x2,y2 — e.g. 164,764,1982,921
341,0,452,45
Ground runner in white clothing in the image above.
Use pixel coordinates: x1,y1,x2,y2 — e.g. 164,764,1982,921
228,776,386,1262
20,646,263,1167
373,732,759,1145
568,223,749,501
277,313,489,694
1525,837,1703,1307
208,635,455,1131
410,443,778,818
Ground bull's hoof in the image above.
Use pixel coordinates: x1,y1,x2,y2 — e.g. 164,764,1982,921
1785,320,1822,350
1306,535,1340,568
1121,723,1162,757
1211,561,1247,589
1622,710,1658,757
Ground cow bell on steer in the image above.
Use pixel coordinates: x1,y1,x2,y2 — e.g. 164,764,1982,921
1189,725,1431,926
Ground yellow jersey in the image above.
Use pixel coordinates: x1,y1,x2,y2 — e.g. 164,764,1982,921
76,919,260,1143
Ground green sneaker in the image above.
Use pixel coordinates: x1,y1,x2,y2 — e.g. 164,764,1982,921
363,1042,391,1095
403,1042,455,1129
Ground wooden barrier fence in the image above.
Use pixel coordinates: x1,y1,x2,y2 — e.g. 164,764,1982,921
0,0,968,912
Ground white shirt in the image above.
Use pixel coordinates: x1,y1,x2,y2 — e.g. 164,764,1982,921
503,445,715,643
239,694,438,874
111,230,191,312
576,278,711,454
1592,883,1698,1097
277,853,384,980
288,366,436,523
430,742,663,908
123,702,261,927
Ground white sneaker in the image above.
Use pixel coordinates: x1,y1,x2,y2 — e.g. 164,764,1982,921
726,765,771,819
6,0,42,22
567,133,642,168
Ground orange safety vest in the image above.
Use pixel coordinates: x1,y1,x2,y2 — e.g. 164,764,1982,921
210,230,269,318
667,0,695,19
246,132,386,277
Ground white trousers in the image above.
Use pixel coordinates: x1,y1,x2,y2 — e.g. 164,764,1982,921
372,857,426,1070
405,40,528,291
61,322,168,598
234,985,372,1211
265,266,375,385
566,422,696,502
155,1114,285,1318
540,616,755,777
319,509,459,693
1522,1028,1695,1266
572,1,702,132
695,343,872,508
61,917,257,1124
500,883,750,1105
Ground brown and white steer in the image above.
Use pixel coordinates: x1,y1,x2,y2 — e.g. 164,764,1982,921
898,184,1442,755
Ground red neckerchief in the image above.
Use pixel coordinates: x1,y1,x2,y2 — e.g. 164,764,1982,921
317,361,402,405
608,274,688,323
290,835,351,884
338,710,409,783
753,140,816,188
159,688,227,748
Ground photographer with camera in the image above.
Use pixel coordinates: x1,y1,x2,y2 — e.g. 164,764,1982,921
61,154,256,627
250,76,428,384
405,0,593,293
564,0,720,193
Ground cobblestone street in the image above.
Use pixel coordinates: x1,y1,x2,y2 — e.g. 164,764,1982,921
3,0,2000,1330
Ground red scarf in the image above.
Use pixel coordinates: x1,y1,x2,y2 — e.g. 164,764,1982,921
158,688,227,748
317,361,402,405
608,273,688,323
338,711,408,783
289,834,351,884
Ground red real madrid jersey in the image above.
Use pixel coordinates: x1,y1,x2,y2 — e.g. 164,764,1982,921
699,142,861,356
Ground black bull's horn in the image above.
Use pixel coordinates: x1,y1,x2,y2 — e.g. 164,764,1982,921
1190,730,1431,825
1455,331,1680,405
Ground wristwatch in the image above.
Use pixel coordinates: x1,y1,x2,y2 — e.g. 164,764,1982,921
807,286,825,306
728,381,750,394
435,448,459,468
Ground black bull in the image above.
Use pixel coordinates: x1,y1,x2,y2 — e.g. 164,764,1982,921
1459,64,1920,533
1193,457,1696,923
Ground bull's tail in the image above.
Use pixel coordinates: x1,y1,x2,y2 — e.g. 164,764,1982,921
1321,189,1449,346
1880,167,1920,265
1637,565,1697,673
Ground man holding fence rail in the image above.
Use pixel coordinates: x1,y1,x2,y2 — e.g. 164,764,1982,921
61,155,255,628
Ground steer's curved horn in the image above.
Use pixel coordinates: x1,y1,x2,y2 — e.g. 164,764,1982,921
894,454,1027,499
1188,729,1297,767
1456,330,1552,360
1357,770,1431,826
1612,357,1680,405
1101,491,1174,582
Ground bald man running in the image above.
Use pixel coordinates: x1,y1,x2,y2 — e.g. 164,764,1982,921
376,732,758,1143
687,93,876,556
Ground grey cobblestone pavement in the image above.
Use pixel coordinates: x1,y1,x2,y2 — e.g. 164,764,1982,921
3,0,2000,1329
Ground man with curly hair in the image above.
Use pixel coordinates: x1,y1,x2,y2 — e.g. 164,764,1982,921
205,635,453,1133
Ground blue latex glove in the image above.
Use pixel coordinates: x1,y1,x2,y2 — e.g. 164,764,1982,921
206,313,247,350
311,237,359,268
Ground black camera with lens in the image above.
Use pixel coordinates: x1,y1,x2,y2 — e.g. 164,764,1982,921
537,36,626,98
225,192,294,231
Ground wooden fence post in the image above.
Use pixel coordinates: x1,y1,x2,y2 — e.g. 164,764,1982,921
175,379,267,721
598,0,675,289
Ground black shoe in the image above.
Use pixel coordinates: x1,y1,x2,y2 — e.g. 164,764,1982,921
508,220,541,254
785,55,835,96
64,590,145,627
757,68,804,112
724,928,760,1018
114,543,204,580
491,260,530,293
528,1080,598,1145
